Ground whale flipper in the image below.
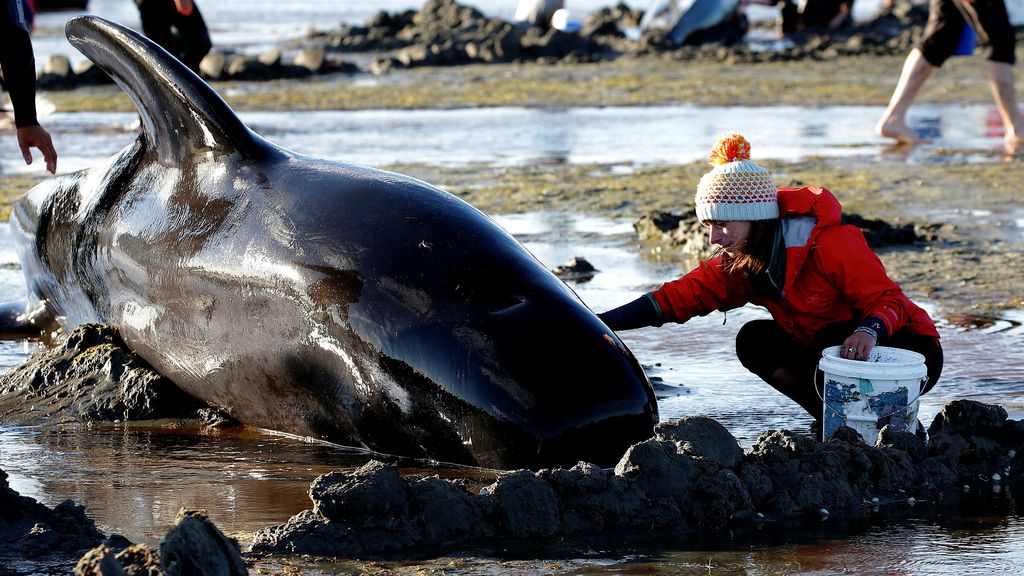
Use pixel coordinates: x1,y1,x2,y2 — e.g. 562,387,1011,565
64,16,265,164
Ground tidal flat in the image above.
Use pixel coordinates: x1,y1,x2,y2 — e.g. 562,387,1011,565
3,54,1022,318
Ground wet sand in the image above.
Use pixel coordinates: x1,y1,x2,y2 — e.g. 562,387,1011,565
4,54,1022,316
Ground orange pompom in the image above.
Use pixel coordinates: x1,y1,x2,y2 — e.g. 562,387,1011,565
709,133,751,165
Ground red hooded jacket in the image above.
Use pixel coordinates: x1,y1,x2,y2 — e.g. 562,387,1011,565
650,186,939,346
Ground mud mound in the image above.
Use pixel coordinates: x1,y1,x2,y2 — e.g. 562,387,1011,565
0,324,212,425
251,401,1023,558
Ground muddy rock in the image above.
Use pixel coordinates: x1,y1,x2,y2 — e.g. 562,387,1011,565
75,544,160,576
249,400,1024,559
551,256,598,282
160,510,248,576
74,510,245,576
0,324,208,425
655,416,744,469
409,476,490,545
487,469,561,538
1,467,112,566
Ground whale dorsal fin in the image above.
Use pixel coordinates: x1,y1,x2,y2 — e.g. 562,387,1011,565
65,16,265,164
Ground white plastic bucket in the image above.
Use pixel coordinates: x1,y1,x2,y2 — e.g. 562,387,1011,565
819,345,928,443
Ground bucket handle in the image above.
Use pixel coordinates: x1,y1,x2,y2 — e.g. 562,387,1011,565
814,365,928,419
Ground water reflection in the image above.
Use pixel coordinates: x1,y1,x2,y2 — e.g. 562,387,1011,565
0,423,375,543
3,104,1013,176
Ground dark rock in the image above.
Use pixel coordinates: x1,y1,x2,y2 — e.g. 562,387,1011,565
408,476,489,545
688,468,751,528
159,509,247,576
74,545,130,576
828,425,866,445
655,416,744,469
0,324,207,425
487,470,561,539
108,544,161,575
878,425,927,462
250,509,359,557
614,438,700,504
551,256,598,282
2,468,107,564
311,460,408,520
929,399,1008,436
75,543,160,576
736,461,774,505
867,447,916,493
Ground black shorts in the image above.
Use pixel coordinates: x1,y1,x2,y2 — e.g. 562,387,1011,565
918,0,1017,66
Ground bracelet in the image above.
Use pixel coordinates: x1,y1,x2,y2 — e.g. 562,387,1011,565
854,326,878,341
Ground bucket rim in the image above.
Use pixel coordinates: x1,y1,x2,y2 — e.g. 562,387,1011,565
821,345,926,365
819,345,928,379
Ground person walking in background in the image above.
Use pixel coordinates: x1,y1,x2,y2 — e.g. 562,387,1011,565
743,0,855,37
1,0,57,174
599,133,942,430
135,0,212,73
876,0,1023,155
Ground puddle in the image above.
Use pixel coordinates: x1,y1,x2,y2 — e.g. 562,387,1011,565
3,103,1013,176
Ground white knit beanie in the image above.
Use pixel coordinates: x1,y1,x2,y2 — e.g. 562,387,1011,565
694,133,778,223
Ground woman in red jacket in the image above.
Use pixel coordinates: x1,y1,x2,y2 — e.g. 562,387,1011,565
600,133,942,428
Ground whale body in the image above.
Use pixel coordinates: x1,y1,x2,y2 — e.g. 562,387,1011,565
6,17,657,469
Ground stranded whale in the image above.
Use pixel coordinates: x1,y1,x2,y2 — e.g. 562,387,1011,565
3,16,657,469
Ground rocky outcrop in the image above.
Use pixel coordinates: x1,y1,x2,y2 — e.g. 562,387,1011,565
0,324,214,426
250,401,1024,558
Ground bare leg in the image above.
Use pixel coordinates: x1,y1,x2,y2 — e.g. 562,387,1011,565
985,60,1024,155
876,48,936,144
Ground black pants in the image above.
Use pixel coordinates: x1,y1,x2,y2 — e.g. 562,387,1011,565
919,0,1016,66
136,0,212,73
736,319,943,421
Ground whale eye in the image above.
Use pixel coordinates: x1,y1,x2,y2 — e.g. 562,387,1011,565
487,294,526,314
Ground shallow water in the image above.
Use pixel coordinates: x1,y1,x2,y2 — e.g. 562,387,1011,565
1,102,1014,176
2,210,1023,574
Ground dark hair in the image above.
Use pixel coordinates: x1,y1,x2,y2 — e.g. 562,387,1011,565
714,219,780,276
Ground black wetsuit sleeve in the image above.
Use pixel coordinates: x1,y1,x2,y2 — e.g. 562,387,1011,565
598,293,664,332
0,3,40,128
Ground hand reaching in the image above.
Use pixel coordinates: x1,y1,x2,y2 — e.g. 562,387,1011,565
17,124,57,174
